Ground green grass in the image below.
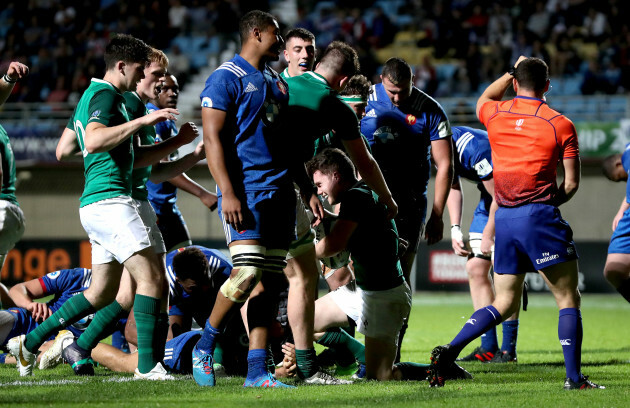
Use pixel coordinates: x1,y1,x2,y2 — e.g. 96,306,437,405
1,292,629,407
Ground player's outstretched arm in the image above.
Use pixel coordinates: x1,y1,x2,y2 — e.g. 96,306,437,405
133,122,198,168
0,62,29,106
149,141,205,183
56,127,82,161
8,279,51,323
84,108,178,154
342,137,398,218
168,173,218,211
447,177,469,257
203,107,243,229
426,137,454,245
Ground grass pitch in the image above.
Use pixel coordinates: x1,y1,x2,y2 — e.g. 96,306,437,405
1,292,629,407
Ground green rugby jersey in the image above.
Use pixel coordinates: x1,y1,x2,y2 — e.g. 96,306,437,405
0,125,18,206
71,78,133,207
338,181,404,291
123,91,155,201
285,71,361,161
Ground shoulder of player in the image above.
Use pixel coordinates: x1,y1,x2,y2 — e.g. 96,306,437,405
209,60,256,85
407,87,445,114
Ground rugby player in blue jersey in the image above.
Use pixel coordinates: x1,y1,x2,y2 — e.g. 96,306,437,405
361,57,454,361
447,126,519,363
146,74,218,252
602,146,630,305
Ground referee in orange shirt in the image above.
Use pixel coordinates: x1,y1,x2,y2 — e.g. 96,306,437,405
426,56,604,390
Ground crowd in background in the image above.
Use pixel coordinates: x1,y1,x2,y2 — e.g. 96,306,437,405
0,0,628,103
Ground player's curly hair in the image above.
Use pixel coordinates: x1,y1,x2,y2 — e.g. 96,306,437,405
307,148,356,182
172,247,209,282
104,34,151,70
514,57,549,93
318,41,360,78
382,57,412,86
239,10,278,44
340,74,372,100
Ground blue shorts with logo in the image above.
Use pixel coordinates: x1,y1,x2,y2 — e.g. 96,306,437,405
494,203,578,275
163,331,201,374
608,210,630,254
218,187,296,249
469,189,492,234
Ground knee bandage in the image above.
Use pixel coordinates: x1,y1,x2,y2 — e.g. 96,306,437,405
469,232,492,261
264,248,288,274
220,245,265,302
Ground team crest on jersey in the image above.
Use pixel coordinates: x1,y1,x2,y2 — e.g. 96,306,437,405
47,270,61,280
515,118,524,131
201,97,213,108
406,114,417,125
276,81,287,95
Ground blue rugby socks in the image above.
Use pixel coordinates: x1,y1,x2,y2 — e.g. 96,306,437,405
450,306,502,355
558,308,582,382
197,320,220,353
246,349,268,381
480,326,499,352
501,319,519,355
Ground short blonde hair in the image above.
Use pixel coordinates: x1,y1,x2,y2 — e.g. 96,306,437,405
149,48,169,69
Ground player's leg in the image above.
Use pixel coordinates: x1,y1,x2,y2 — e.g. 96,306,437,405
603,253,630,303
0,283,15,309
365,336,397,380
157,209,193,253
0,201,26,270
90,342,138,372
538,260,582,380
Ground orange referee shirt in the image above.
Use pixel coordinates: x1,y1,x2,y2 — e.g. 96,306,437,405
479,96,579,207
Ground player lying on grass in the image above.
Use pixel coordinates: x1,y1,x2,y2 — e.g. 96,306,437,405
3,268,126,369
306,148,471,382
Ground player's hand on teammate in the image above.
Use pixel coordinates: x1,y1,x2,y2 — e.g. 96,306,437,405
380,195,398,219
305,192,324,227
279,342,297,378
6,61,29,81
612,210,624,231
514,55,528,68
177,122,199,145
425,213,444,245
142,108,179,126
221,191,244,232
27,301,52,323
200,190,218,212
193,141,205,159
450,225,470,257
480,234,494,257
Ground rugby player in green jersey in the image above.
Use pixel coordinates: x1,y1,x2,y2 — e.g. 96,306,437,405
12,35,180,379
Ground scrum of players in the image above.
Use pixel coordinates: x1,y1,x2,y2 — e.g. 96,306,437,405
0,9,611,390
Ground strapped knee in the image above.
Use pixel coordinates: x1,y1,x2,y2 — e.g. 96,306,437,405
220,245,265,303
264,249,288,274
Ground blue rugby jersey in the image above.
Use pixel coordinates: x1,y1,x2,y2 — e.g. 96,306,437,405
199,54,291,194
361,83,451,194
623,143,630,204
145,101,179,215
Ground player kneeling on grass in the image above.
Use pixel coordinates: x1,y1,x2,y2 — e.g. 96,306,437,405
307,148,471,382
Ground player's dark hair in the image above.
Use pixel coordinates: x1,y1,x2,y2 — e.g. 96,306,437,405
514,57,549,93
104,34,151,70
340,74,372,100
239,10,277,44
318,41,360,78
172,247,209,282
307,148,356,182
284,28,315,46
602,153,623,181
382,57,412,85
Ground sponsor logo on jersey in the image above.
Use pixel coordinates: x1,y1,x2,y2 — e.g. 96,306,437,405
47,270,61,280
276,81,287,95
244,82,258,93
560,339,571,346
201,97,212,108
91,110,101,118
406,114,417,125
515,118,524,131
474,158,492,178
466,318,477,325
374,126,397,144
536,252,559,265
